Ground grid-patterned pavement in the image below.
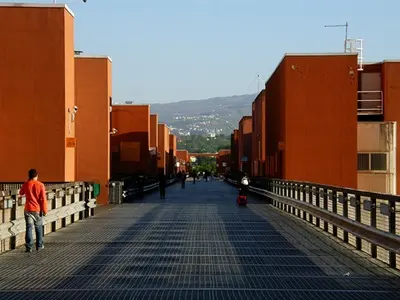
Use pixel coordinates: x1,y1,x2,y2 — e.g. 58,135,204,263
1,180,400,299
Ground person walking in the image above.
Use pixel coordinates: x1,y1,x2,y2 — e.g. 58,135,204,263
181,171,186,189
19,169,47,253
239,172,250,196
158,171,166,199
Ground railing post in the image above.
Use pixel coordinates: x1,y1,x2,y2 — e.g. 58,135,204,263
308,186,313,224
323,188,328,231
302,185,307,221
61,190,67,228
332,191,338,237
388,199,396,268
290,183,295,214
79,184,85,220
284,183,288,212
84,184,90,219
355,194,362,250
296,184,301,218
51,192,57,232
370,197,377,258
315,187,320,227
343,192,349,243
10,195,17,250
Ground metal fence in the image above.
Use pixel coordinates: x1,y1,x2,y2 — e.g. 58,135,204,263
226,176,400,270
109,176,177,204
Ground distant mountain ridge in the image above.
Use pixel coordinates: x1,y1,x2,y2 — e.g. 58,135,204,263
148,94,256,136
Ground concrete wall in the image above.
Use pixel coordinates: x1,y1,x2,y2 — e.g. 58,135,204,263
0,5,75,182
157,124,170,175
111,105,150,177
238,117,252,175
266,54,358,188
75,56,111,204
252,90,266,177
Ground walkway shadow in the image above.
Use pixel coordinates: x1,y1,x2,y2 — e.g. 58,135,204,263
215,198,400,299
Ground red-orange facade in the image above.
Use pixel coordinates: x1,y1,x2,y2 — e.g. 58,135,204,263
217,149,231,174
230,130,239,174
0,4,75,182
265,53,358,188
176,150,189,172
149,114,159,175
251,90,266,177
75,56,112,204
168,134,177,174
111,105,151,178
157,124,170,175
238,117,253,175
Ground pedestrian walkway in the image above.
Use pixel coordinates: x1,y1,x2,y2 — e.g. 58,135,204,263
0,181,399,299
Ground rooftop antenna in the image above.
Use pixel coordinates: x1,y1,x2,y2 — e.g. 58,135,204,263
257,74,260,93
324,21,348,52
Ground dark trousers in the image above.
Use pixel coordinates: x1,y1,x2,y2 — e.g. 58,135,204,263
181,181,185,189
160,186,166,198
239,184,248,196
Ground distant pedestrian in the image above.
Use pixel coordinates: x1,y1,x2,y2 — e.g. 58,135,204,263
181,171,186,189
192,171,196,184
19,169,47,253
158,171,166,199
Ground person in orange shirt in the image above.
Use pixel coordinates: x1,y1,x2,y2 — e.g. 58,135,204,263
19,169,47,253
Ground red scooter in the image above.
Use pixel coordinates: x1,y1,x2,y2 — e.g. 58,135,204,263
237,186,248,206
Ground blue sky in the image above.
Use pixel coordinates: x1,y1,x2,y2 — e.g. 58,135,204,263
15,0,400,103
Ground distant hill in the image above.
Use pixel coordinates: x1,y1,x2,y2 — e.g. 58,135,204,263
148,94,256,136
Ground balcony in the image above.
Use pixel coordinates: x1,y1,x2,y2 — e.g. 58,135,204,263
357,91,383,115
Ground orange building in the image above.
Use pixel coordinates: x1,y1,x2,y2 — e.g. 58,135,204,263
0,4,75,182
169,134,177,174
265,53,358,188
251,90,266,177
217,149,231,174
157,124,170,175
75,56,112,204
149,114,159,175
238,117,253,175
111,105,151,178
230,130,239,174
176,150,189,172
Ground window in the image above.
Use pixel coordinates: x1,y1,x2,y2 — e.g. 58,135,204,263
357,152,388,171
371,153,387,171
357,153,369,171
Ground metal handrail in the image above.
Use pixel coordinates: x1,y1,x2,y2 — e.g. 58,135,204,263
225,176,400,270
357,90,383,115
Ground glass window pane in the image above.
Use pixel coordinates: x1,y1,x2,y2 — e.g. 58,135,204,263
371,153,387,171
357,153,369,171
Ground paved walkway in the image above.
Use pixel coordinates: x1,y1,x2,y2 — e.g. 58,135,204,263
0,181,400,299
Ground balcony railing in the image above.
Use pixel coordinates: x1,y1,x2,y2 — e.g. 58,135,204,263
358,91,383,115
